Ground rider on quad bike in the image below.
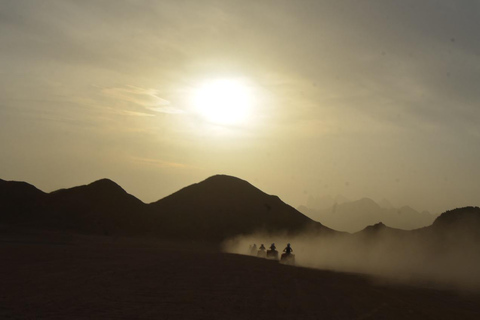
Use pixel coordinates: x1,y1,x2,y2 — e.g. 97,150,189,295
266,243,279,260
283,243,293,254
257,244,266,258
250,244,257,255
280,243,295,265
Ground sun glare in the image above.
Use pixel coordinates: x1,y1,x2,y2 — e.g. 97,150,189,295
192,79,253,125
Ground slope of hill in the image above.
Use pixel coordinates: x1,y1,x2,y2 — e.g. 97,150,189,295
150,175,330,241
0,179,47,223
424,206,480,243
298,198,436,233
432,206,480,229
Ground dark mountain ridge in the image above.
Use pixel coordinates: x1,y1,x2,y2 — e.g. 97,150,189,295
1,178,149,235
0,175,329,241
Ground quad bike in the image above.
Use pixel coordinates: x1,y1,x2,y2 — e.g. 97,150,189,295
280,253,295,266
266,249,279,260
257,249,266,258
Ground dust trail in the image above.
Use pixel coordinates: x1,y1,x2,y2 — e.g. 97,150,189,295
223,230,480,290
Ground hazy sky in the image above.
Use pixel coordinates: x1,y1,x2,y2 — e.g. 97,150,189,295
1,0,479,213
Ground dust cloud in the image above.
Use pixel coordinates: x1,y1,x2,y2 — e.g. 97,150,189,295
223,230,480,291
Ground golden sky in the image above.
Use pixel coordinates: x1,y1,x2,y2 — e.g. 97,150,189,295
1,1,479,213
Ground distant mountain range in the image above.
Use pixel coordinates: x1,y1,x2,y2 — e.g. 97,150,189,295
298,197,437,233
0,175,330,241
341,206,480,247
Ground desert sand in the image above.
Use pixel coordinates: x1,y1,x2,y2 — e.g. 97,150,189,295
1,231,480,319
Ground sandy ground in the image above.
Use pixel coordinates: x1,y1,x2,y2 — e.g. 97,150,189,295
1,232,480,319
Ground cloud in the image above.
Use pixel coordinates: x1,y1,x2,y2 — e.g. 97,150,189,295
148,106,186,114
115,110,155,117
102,85,184,115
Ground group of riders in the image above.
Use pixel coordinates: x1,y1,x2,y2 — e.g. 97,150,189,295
249,243,293,256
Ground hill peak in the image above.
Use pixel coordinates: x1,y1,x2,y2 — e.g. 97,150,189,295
178,174,267,199
49,178,130,199
202,174,252,186
433,206,480,228
88,178,123,190
363,222,386,231
356,221,407,236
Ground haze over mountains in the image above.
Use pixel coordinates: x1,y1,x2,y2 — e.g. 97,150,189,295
298,196,437,233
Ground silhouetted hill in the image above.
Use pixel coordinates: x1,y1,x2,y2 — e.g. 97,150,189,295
45,179,148,235
432,206,480,229
0,178,150,235
359,222,388,233
425,207,480,242
355,221,410,239
150,175,331,241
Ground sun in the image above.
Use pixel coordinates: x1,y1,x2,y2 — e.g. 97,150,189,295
192,79,253,125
